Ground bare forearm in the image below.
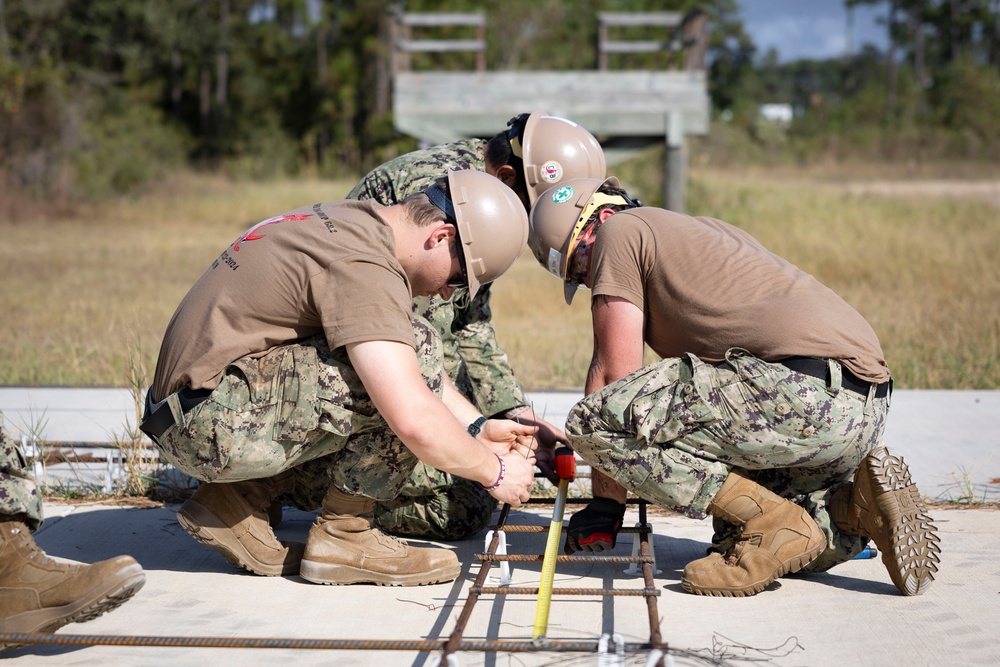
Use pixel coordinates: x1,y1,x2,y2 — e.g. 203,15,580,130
440,374,483,427
394,395,499,486
585,295,645,504
585,356,611,396
347,339,536,506
584,350,629,503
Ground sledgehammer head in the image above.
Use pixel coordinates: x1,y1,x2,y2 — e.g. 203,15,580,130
554,447,576,481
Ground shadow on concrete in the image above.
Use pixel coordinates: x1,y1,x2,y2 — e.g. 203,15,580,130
34,505,249,575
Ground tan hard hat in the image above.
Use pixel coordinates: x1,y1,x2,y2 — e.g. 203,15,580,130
514,112,607,205
528,177,621,304
448,169,529,299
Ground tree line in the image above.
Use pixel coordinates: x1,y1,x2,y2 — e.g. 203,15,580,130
1,0,998,200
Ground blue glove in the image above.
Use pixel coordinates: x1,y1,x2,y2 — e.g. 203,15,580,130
564,498,626,555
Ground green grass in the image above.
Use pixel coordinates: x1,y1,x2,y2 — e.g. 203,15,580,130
2,167,997,389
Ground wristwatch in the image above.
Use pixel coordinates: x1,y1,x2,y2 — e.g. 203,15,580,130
467,416,488,437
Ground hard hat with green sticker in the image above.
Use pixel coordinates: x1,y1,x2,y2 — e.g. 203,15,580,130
551,186,574,204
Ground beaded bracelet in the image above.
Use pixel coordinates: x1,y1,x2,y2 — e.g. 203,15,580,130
481,453,505,491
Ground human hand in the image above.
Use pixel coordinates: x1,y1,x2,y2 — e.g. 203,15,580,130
502,408,568,484
485,450,535,507
478,418,538,459
564,498,627,555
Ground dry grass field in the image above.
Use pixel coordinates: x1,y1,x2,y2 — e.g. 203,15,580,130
1,174,352,386
495,166,1000,390
1,166,997,389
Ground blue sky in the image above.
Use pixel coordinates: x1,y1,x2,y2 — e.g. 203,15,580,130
738,0,890,62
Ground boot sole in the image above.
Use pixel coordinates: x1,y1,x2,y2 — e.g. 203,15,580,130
0,563,145,650
680,537,826,598
862,447,941,595
299,559,461,587
177,501,301,577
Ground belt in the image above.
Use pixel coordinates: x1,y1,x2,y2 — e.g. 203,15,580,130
778,357,890,399
139,387,212,441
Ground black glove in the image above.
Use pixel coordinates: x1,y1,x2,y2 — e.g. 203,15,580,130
564,498,626,555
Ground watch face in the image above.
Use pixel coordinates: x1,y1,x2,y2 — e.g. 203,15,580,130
468,416,488,436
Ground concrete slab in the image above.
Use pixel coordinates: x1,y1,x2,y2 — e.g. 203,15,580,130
2,501,996,666
882,390,999,503
2,386,998,663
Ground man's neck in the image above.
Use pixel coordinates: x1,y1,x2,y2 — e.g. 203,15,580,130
378,204,422,271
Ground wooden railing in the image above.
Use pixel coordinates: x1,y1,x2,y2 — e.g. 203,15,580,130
597,10,707,71
391,10,707,73
391,12,486,73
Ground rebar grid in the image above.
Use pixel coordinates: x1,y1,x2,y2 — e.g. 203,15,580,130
438,497,668,664
0,494,669,664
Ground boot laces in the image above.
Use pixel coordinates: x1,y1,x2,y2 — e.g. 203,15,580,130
371,525,404,548
722,541,745,565
722,533,761,565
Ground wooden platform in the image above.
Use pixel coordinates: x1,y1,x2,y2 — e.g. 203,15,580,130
390,11,711,210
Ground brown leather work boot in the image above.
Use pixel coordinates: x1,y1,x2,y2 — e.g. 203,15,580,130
682,472,826,597
830,446,941,595
0,519,145,649
299,487,461,586
177,472,303,577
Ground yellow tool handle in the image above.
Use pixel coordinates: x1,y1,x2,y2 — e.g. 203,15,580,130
533,476,570,639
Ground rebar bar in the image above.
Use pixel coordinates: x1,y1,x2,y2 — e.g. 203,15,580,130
477,553,654,563
492,524,649,533
639,500,668,667
0,632,657,653
440,502,513,658
474,586,660,596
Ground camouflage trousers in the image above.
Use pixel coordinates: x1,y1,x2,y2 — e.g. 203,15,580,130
0,411,44,531
156,319,447,506
566,349,890,571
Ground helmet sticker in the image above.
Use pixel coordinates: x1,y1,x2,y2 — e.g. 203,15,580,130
546,248,563,277
551,186,574,204
541,161,563,183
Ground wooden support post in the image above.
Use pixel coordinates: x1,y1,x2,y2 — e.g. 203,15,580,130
598,21,609,71
476,21,485,72
683,10,708,72
664,111,686,212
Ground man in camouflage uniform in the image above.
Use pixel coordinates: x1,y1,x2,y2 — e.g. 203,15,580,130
526,177,941,598
1,413,145,646
348,112,607,540
143,172,539,586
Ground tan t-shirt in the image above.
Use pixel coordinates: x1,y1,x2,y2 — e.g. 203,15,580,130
151,200,415,400
589,208,889,382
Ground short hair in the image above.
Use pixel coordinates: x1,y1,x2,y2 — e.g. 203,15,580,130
578,182,638,229
484,113,529,204
402,175,452,227
597,182,635,208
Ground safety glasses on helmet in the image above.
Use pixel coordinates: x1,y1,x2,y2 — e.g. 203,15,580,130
505,113,530,159
447,240,469,288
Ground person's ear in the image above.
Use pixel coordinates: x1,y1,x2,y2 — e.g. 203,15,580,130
494,164,518,188
598,207,617,223
428,222,457,247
